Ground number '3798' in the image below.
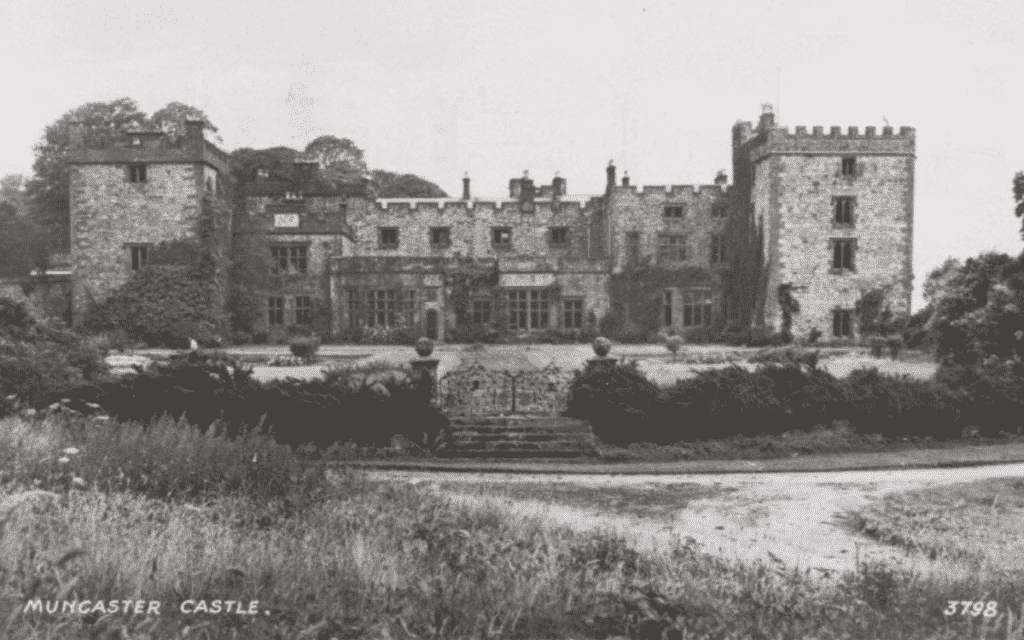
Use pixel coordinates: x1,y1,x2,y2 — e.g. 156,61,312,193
943,601,998,617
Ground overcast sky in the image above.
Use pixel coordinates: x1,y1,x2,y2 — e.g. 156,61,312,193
2,0,1022,310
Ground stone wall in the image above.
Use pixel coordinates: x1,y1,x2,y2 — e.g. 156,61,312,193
70,163,202,318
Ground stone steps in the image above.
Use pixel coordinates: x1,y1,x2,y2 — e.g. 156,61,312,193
438,415,596,458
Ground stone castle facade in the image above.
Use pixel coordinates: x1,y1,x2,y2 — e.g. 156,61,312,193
64,106,915,343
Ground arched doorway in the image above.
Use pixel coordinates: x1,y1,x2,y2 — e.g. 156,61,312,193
425,308,439,340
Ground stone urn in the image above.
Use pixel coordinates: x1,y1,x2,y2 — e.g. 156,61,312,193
415,337,434,358
592,336,612,358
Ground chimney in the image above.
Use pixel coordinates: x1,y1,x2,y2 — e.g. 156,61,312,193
68,121,85,154
462,172,471,200
714,170,728,186
509,178,522,199
294,159,318,185
519,170,535,212
606,160,616,190
758,103,775,131
621,171,630,187
552,172,566,197
184,119,205,142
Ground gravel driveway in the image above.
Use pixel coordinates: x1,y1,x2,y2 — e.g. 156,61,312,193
361,462,1024,577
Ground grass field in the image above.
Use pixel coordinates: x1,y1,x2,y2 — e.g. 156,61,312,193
2,414,1024,638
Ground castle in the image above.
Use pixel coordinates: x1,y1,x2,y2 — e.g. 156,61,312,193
60,105,915,343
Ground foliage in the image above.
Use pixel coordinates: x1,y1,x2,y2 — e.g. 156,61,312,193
856,287,896,336
370,169,448,198
606,263,718,340
665,335,683,361
82,261,222,348
150,101,219,143
0,299,109,416
289,336,320,360
1014,170,1024,239
42,352,447,449
228,145,301,182
565,360,663,446
0,205,46,278
305,135,367,186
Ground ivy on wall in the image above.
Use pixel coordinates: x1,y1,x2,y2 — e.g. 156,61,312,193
603,262,717,339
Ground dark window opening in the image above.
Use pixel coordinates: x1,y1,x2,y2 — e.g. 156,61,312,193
664,205,685,218
833,309,852,337
129,245,148,271
833,196,855,225
430,227,451,248
711,203,727,218
471,299,491,325
270,245,308,275
658,234,687,263
294,296,313,325
683,289,714,327
492,227,512,246
367,289,397,328
663,290,673,326
549,227,569,246
127,164,147,183
841,157,857,177
508,290,548,330
267,297,285,326
379,227,399,249
625,231,641,264
832,239,855,271
563,298,583,329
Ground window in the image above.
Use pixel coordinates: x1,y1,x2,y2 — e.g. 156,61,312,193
833,197,855,225
841,157,857,177
367,289,397,327
404,290,417,326
430,227,451,248
507,290,548,330
710,233,727,263
682,289,714,327
833,309,853,337
425,288,439,302
657,234,687,263
379,227,399,249
270,245,308,275
472,299,491,325
549,227,569,246
832,239,856,271
127,164,147,183
492,227,512,247
267,297,285,326
663,290,673,326
563,298,583,329
205,177,214,194
294,296,313,325
625,231,641,264
663,205,685,218
711,203,727,218
129,245,148,271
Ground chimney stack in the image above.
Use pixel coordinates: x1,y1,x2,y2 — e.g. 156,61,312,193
714,170,728,186
184,119,205,142
606,160,616,190
519,170,535,213
462,173,471,200
621,171,630,187
758,103,775,131
552,172,566,197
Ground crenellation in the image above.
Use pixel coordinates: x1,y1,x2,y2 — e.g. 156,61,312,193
812,126,824,136
830,126,842,137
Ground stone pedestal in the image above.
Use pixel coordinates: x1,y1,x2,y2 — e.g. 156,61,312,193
587,356,618,372
410,358,440,402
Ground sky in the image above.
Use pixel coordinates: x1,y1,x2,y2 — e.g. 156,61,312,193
2,0,1022,310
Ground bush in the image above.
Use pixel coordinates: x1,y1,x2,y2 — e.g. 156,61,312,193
886,336,905,360
844,368,962,439
565,360,664,446
0,300,109,416
807,327,823,344
935,361,1024,437
39,352,447,449
868,336,887,358
289,336,320,360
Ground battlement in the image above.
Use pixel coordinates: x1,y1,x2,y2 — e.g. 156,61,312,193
767,125,915,140
624,184,727,198
750,123,916,161
372,197,592,216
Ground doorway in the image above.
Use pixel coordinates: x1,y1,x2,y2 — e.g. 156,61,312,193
425,308,439,340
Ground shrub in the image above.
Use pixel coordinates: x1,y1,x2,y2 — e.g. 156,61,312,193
289,336,320,361
868,336,887,358
935,361,1024,437
807,327,823,344
886,336,905,360
565,360,664,446
665,335,683,361
843,368,962,439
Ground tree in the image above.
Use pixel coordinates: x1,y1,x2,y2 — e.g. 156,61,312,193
1014,171,1024,239
304,135,368,186
26,98,147,250
151,101,220,143
228,146,301,183
370,169,448,198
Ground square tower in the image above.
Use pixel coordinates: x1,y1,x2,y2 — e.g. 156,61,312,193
734,107,915,340
67,121,232,324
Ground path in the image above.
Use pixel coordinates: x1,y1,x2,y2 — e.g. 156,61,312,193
361,462,1024,577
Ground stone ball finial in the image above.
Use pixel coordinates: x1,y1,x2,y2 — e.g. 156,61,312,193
592,336,611,358
415,337,434,358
